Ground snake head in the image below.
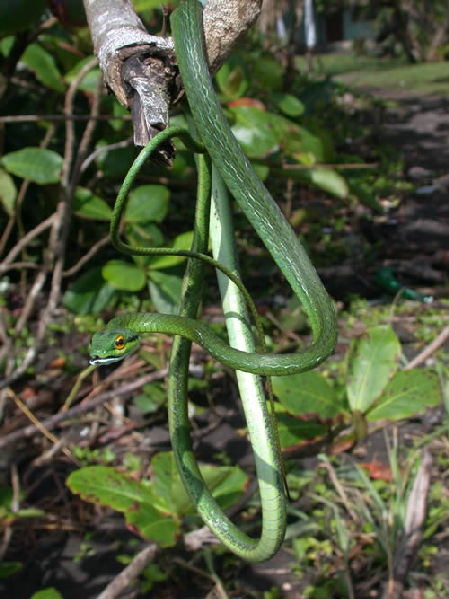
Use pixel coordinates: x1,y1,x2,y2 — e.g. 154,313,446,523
89,328,141,365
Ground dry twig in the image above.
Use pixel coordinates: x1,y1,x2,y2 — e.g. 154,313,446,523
405,325,449,370
96,543,159,599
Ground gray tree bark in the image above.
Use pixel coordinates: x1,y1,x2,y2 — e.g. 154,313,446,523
83,0,261,147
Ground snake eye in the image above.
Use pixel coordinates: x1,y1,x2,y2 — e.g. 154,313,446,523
114,335,125,350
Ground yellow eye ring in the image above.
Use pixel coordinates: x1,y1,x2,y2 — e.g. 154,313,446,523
114,335,125,350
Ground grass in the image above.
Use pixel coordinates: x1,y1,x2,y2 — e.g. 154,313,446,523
296,53,449,96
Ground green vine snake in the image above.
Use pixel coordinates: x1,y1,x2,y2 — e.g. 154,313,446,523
89,0,338,562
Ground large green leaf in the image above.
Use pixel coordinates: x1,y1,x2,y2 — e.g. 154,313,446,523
273,371,342,419
73,187,112,220
67,465,178,546
0,167,17,215
102,260,146,292
1,148,63,184
63,267,115,315
22,44,64,92
367,369,441,422
346,326,402,413
125,185,169,223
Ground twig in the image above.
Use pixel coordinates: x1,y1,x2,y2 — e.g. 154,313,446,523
0,369,168,448
80,137,133,173
7,388,73,461
405,325,449,370
0,214,55,271
0,262,39,273
62,235,110,277
61,365,97,412
96,543,159,599
14,270,46,335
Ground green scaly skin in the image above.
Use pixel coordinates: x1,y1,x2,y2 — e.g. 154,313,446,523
170,0,337,367
90,311,333,376
89,0,338,562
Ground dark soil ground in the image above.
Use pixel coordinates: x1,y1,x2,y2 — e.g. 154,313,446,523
1,90,448,599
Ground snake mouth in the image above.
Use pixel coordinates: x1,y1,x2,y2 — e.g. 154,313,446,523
89,355,124,366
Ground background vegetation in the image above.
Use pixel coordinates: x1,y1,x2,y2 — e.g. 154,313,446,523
0,1,448,598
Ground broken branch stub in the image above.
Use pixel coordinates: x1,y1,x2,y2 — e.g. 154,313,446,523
84,0,262,150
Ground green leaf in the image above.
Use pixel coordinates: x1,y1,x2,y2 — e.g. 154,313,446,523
0,0,46,37
22,44,64,92
346,326,402,413
300,167,348,199
148,270,183,314
68,465,179,546
95,141,136,178
272,371,342,419
125,185,169,223
284,125,327,162
134,383,166,414
367,370,441,422
0,167,17,214
216,58,248,100
146,451,247,517
253,54,283,91
230,106,279,159
73,187,112,220
67,466,153,512
0,562,22,579
30,589,63,599
126,503,179,547
276,412,327,450
102,260,146,292
126,222,164,268
147,452,180,515
199,464,247,511
63,267,115,315
132,0,175,13
0,486,13,510
273,93,305,117
1,148,63,184
149,231,194,270
172,463,248,516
